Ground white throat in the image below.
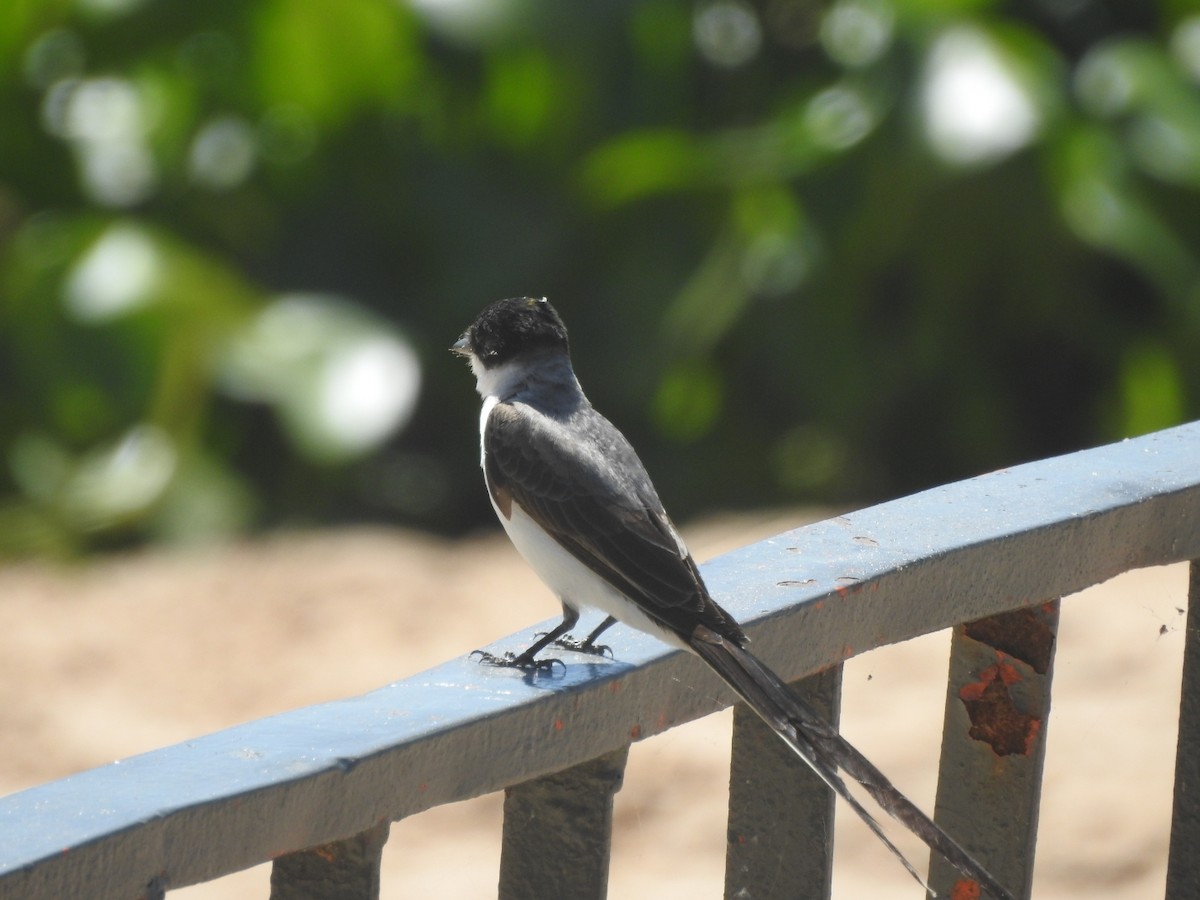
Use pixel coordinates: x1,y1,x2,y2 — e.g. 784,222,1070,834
470,356,527,401
468,351,582,406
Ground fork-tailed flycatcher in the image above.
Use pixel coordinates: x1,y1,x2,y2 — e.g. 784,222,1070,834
452,296,1013,900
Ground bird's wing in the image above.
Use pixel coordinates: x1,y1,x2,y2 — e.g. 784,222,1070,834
484,400,745,644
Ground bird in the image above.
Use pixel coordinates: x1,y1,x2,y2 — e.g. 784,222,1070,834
452,296,1014,900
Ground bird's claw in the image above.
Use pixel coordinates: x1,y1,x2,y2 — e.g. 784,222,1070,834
471,649,565,672
553,636,613,658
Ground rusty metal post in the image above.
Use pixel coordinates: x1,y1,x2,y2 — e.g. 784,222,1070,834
1167,561,1200,898
498,745,630,900
927,603,1060,900
724,665,842,900
269,820,389,900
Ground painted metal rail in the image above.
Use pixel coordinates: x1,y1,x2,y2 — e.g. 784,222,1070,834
2,423,1200,899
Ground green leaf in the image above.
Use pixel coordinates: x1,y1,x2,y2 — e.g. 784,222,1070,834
580,130,710,206
653,359,725,442
1118,342,1185,437
253,0,419,128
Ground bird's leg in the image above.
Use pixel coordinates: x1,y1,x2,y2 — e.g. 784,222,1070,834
554,615,616,657
472,605,579,671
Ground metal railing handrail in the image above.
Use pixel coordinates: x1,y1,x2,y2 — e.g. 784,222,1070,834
2,422,1199,899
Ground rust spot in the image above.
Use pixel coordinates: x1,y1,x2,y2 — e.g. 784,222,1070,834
314,846,339,864
553,718,564,731
963,606,1056,674
834,577,862,598
951,877,982,900
959,662,1040,756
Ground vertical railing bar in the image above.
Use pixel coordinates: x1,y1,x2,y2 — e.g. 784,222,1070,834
1166,560,1200,899
927,602,1060,900
269,819,390,900
724,665,842,900
497,745,630,900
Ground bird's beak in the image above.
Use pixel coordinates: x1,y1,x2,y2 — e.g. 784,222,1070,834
450,334,470,356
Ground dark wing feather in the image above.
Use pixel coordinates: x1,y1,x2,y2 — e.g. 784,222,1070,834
485,400,745,644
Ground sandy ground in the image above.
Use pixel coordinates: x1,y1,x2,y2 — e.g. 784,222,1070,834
0,512,1189,899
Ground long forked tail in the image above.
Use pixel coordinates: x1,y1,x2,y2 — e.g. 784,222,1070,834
688,626,1016,900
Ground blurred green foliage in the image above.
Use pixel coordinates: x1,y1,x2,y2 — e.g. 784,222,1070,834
1,0,1198,556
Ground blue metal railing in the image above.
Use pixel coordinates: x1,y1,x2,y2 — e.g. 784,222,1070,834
2,422,1199,899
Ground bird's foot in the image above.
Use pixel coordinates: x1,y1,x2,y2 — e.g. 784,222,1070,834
553,635,613,658
471,649,564,673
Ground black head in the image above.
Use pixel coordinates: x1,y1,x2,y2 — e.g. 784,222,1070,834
451,297,570,367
